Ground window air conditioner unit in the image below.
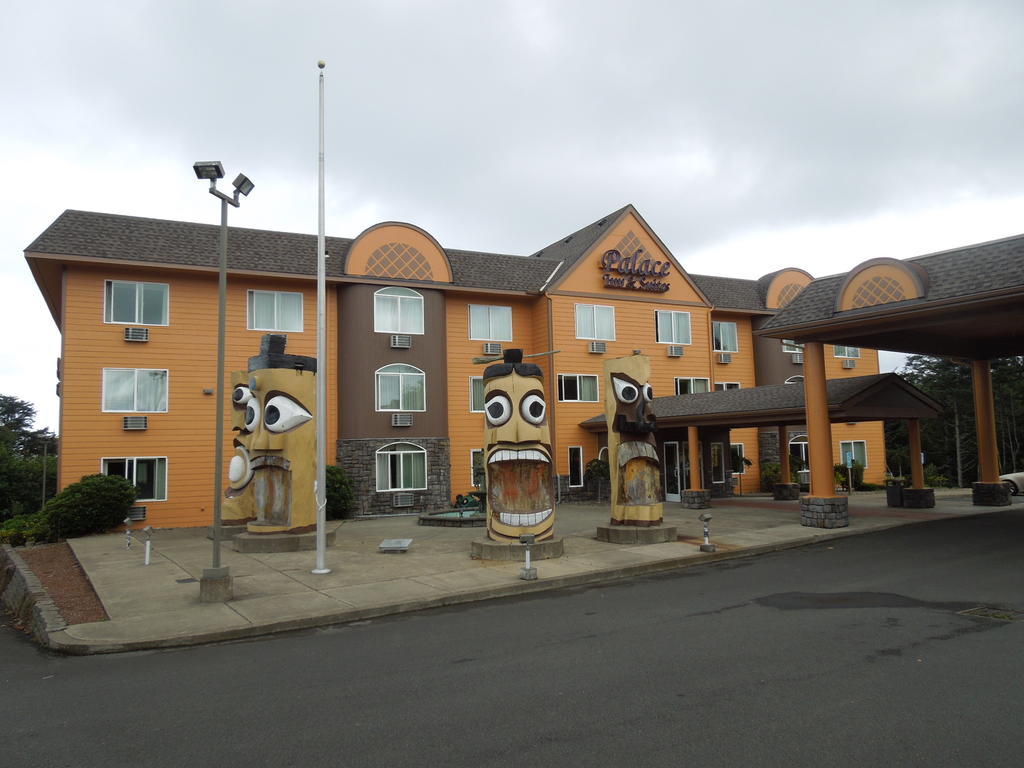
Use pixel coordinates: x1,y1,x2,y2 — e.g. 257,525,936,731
55,382,62,397
588,341,607,354
792,353,804,364
667,345,684,358
483,342,502,356
56,357,62,379
124,327,150,342
390,334,412,349
123,416,149,430
717,352,732,364
128,505,147,521
842,359,857,369
391,413,413,427
392,492,415,508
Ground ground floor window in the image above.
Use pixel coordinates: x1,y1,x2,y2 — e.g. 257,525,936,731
470,449,484,487
840,440,867,467
375,442,427,491
568,446,584,487
102,457,167,501
789,434,808,466
711,443,724,483
730,443,745,474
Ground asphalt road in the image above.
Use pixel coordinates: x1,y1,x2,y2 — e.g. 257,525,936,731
4,508,1023,768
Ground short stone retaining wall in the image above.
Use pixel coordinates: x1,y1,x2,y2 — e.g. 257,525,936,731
1,545,66,646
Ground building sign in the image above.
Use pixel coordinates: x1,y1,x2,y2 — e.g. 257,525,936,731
599,248,671,293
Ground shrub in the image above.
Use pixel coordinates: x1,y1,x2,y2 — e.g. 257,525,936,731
325,465,355,520
41,473,136,540
924,464,950,488
834,461,865,491
760,461,781,490
0,512,48,547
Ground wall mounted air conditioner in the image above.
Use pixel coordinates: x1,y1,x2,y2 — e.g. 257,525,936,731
842,359,857,369
717,352,732,364
667,345,684,358
588,341,607,354
124,327,150,342
392,492,415,508
792,353,804,364
123,416,149,430
391,413,414,427
390,334,412,349
128,506,147,521
483,342,503,356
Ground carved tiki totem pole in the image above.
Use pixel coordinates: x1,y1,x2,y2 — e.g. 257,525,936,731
605,353,664,525
222,334,318,534
483,349,555,542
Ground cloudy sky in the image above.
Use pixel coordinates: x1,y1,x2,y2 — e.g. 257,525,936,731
5,0,1024,433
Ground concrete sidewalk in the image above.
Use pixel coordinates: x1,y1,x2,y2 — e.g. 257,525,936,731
50,489,998,654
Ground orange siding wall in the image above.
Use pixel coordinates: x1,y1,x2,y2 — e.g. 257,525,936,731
60,264,338,528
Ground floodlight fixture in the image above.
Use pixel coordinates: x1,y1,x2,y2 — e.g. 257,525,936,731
233,173,255,196
193,161,225,181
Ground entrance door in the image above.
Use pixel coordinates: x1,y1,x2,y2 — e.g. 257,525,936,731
664,441,681,502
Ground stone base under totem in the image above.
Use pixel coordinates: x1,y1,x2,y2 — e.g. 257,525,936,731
800,495,849,528
596,525,677,545
230,525,339,553
901,488,936,508
682,489,712,509
470,537,564,561
773,483,801,501
972,482,1011,507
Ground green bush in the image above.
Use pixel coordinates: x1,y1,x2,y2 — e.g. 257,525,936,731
325,465,355,520
0,512,48,546
760,461,781,490
834,461,865,491
42,473,136,540
924,464,950,488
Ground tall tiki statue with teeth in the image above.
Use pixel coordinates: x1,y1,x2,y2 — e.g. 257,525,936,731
605,353,664,526
483,349,555,542
222,334,318,535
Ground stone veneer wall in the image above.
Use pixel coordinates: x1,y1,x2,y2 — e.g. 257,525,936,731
337,437,451,516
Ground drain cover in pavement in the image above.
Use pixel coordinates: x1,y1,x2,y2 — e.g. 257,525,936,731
958,606,1023,622
379,538,412,553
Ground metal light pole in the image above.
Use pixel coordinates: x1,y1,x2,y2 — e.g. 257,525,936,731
194,161,254,603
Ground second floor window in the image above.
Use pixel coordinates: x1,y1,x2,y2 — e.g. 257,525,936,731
558,374,599,402
834,345,861,358
782,339,803,353
656,311,691,344
103,369,168,412
713,321,738,353
248,290,303,332
375,287,424,334
469,305,512,341
575,304,615,340
104,280,168,325
470,377,485,412
376,364,425,411
714,382,741,391
675,377,710,395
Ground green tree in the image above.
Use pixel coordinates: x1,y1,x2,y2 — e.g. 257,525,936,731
0,395,57,520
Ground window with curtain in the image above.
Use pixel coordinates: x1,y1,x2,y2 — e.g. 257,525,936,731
834,345,861,358
248,290,303,332
376,364,425,411
375,442,427,490
104,280,169,325
557,374,599,402
675,377,710,395
103,457,167,501
469,304,512,341
656,311,692,344
103,369,168,412
712,321,738,352
374,287,424,334
470,377,485,412
575,304,615,340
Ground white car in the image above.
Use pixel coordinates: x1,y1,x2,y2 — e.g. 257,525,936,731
999,471,1024,495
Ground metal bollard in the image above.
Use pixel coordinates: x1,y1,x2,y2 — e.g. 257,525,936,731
519,534,538,580
124,517,133,550
698,511,716,553
143,526,153,565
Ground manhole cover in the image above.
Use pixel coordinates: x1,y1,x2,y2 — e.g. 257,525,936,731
958,606,1023,622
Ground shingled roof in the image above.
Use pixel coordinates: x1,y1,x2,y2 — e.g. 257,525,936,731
689,274,768,313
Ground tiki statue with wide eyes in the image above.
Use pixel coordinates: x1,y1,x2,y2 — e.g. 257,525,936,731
222,334,317,535
483,349,555,542
605,353,664,526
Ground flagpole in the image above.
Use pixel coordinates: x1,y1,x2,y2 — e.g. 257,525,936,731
313,59,330,575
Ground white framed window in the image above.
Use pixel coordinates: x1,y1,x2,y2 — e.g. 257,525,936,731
469,304,512,341
714,382,741,391
834,345,861,358
568,446,584,487
785,375,805,385
375,442,427,491
713,321,738,353
470,377,485,412
730,444,745,475
374,287,424,334
558,374,599,402
375,364,425,411
104,280,168,325
102,457,167,501
711,443,725,483
840,440,867,467
102,369,168,412
247,290,303,332
470,449,484,487
782,339,803,353
575,304,615,340
675,377,710,395
656,311,692,344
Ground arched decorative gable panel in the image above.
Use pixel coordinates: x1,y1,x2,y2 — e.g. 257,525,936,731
344,223,453,283
836,258,928,311
765,268,813,309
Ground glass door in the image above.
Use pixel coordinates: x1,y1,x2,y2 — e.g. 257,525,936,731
664,441,681,502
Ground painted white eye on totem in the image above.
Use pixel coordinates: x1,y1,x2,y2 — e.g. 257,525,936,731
264,395,312,433
612,377,639,404
642,383,654,402
485,394,512,426
244,400,261,431
520,393,546,425
232,385,253,406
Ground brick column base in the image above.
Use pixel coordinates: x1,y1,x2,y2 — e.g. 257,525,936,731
773,483,801,501
682,489,712,509
901,488,936,509
800,495,849,528
972,482,1011,507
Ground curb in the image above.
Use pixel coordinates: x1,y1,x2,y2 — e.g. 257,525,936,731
1,544,68,646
